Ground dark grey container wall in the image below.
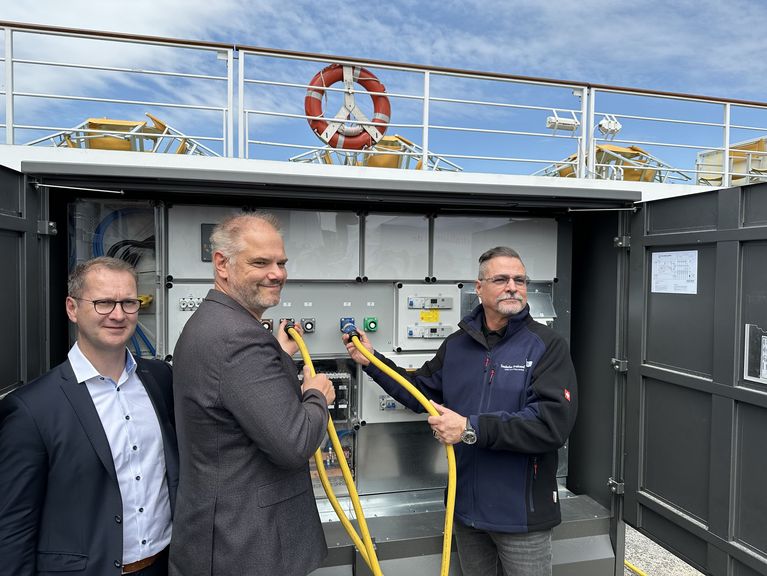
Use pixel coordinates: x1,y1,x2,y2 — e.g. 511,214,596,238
0,167,44,395
645,244,716,377
742,183,767,227
0,229,21,394
625,185,767,576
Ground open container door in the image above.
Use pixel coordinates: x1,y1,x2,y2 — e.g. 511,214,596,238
0,165,49,396
625,184,767,575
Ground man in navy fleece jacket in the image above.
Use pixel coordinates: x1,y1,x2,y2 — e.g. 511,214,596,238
342,246,577,576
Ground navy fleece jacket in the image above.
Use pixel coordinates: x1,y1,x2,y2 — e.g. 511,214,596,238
363,304,578,533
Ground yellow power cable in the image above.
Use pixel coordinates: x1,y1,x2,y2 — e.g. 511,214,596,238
287,327,382,576
345,330,457,576
624,560,649,576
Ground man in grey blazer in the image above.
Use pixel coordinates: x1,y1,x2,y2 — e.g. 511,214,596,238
0,257,177,576
170,213,335,576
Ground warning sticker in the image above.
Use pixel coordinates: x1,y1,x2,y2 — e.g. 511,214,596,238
420,310,440,323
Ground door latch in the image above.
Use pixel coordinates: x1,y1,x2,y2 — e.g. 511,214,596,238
608,477,625,494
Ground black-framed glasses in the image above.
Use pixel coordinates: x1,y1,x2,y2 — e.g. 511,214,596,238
73,297,141,315
479,274,529,288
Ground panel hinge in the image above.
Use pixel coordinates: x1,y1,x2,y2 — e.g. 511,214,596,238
37,220,58,236
608,477,625,494
613,235,630,248
611,358,628,373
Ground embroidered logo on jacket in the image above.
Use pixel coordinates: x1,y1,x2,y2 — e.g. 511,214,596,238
500,361,531,372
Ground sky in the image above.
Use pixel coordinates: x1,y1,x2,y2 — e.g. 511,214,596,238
3,0,767,102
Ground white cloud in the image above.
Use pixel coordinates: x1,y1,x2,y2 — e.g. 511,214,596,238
4,0,767,99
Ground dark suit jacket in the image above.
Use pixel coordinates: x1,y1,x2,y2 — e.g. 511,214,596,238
169,289,328,576
0,357,178,576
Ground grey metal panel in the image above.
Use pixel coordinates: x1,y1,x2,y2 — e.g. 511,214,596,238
0,165,21,216
552,535,614,576
166,205,360,281
568,211,622,511
734,560,766,576
0,231,21,395
640,508,708,572
318,494,612,575
741,242,767,324
646,192,718,234
0,168,43,395
364,214,429,280
166,282,396,357
432,216,558,281
734,403,767,556
626,185,767,575
742,183,767,227
355,422,447,495
642,378,710,522
645,244,716,377
17,154,642,203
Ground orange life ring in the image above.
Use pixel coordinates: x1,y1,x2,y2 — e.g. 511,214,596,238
304,64,391,150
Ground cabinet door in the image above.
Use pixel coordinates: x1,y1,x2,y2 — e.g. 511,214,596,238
0,166,45,396
625,185,767,576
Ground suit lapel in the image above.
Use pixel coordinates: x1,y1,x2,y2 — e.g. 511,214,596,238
58,361,118,482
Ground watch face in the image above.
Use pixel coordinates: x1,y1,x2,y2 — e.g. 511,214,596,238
461,430,477,445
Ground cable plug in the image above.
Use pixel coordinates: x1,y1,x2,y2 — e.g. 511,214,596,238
283,319,296,334
340,322,360,339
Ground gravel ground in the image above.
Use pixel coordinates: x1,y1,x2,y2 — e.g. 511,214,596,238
624,525,703,576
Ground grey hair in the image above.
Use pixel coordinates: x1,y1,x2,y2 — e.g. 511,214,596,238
68,256,138,298
209,212,282,261
478,246,524,278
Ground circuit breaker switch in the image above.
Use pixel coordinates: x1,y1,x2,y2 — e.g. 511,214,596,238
407,296,454,309
407,325,453,339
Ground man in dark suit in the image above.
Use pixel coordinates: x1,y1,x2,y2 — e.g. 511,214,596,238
0,256,178,576
169,213,335,576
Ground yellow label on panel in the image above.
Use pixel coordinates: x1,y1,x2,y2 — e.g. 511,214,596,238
420,310,440,322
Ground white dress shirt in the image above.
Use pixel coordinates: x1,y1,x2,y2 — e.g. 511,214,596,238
68,343,172,563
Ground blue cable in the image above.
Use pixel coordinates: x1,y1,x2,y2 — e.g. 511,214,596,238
136,323,157,356
130,335,142,357
92,208,147,257
93,208,156,357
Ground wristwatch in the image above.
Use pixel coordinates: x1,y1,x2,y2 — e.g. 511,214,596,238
460,418,477,445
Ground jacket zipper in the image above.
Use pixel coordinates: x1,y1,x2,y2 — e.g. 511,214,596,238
471,353,493,524
528,456,538,513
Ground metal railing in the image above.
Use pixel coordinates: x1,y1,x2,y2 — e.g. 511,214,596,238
4,20,767,188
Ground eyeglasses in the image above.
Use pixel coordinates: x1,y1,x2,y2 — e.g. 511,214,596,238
73,297,141,315
479,274,529,288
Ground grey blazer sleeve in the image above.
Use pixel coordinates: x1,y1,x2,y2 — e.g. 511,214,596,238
221,329,329,469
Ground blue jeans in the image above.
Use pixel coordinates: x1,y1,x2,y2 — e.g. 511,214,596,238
453,519,552,576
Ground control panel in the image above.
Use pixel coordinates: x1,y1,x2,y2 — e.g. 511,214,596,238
166,282,395,357
358,353,433,424
395,284,462,351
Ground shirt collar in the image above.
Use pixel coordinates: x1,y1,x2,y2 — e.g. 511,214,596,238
68,341,136,384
